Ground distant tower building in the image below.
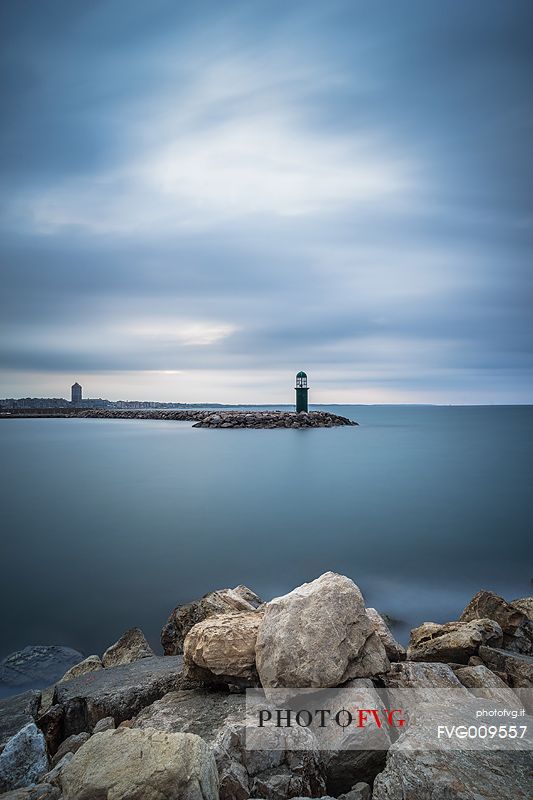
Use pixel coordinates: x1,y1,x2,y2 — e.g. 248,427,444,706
71,382,82,403
295,371,309,413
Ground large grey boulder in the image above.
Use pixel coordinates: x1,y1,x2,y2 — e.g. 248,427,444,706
102,627,155,668
0,723,48,793
162,585,263,655
0,647,83,692
256,573,390,688
365,609,406,662
407,619,503,664
53,655,183,737
184,611,262,686
372,701,533,799
460,590,533,655
0,691,40,754
60,727,219,800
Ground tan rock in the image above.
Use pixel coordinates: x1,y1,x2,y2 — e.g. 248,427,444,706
460,590,533,655
407,618,502,664
256,572,390,688
366,608,406,662
162,585,262,655
102,627,154,668
58,655,102,683
512,597,533,621
60,727,219,800
453,665,521,707
184,610,262,684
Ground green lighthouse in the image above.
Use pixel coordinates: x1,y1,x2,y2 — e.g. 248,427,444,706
295,371,309,413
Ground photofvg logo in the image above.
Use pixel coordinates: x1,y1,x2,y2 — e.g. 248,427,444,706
244,688,533,752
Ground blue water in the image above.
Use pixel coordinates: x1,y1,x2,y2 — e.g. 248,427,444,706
0,405,531,667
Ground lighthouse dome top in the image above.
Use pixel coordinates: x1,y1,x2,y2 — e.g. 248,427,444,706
296,371,307,378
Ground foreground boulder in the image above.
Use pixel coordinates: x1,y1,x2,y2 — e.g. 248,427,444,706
407,619,502,664
60,727,219,800
162,586,262,655
365,609,406,662
53,655,183,737
460,590,533,655
256,573,390,688
0,647,83,693
101,627,155,668
184,612,262,686
0,723,48,793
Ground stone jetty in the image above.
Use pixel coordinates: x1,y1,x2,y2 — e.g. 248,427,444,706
0,408,357,428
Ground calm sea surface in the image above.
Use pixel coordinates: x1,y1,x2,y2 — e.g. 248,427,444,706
1,405,532,668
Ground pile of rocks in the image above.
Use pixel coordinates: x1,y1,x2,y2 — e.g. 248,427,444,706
0,576,531,799
192,411,357,429
0,408,357,429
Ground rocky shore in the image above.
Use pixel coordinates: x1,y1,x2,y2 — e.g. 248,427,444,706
1,576,532,799
0,409,357,429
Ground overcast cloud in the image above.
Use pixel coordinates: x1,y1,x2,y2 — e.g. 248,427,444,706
1,0,532,403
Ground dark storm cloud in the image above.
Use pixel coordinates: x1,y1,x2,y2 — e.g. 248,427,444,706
0,0,532,401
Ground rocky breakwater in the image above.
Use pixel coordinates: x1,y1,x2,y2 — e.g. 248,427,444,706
0,408,357,429
0,582,532,799
192,410,357,429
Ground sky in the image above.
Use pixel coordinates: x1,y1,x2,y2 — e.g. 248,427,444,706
0,0,532,404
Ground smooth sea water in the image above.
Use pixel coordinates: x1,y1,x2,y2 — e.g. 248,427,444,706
0,405,532,670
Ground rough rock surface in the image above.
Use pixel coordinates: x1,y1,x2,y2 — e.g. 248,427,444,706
512,597,533,621
53,655,183,737
101,627,155,668
92,716,115,733
58,655,102,683
256,572,390,688
60,727,219,800
0,785,61,799
0,691,40,753
407,619,503,664
460,590,533,655
134,688,245,740
372,701,533,800
215,721,326,800
162,585,263,655
365,609,406,662
381,661,462,689
51,732,90,766
192,410,357,429
0,647,83,691
134,689,325,800
0,723,48,793
453,665,521,706
38,752,74,789
184,611,262,685
478,646,533,688
321,680,391,795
